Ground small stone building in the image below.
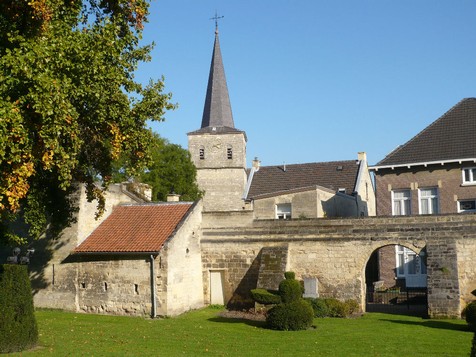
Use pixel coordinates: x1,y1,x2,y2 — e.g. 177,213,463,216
70,202,203,317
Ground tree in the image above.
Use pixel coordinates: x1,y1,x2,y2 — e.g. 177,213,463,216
0,0,175,245
140,134,202,202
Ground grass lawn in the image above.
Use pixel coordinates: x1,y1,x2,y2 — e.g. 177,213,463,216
11,307,473,356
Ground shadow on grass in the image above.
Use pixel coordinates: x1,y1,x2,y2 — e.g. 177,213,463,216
379,318,472,333
207,316,267,329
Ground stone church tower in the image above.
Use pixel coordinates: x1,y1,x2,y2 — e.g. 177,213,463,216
188,28,247,212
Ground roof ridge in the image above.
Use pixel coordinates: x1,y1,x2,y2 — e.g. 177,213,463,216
259,159,356,169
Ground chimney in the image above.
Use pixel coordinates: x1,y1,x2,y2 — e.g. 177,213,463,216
358,152,367,162
252,157,261,170
167,194,180,202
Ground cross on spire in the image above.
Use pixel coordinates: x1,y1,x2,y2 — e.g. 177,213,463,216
210,11,224,33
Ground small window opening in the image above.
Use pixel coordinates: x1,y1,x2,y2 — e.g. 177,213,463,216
81,282,86,289
104,282,108,291
199,147,205,160
134,284,139,294
227,146,233,159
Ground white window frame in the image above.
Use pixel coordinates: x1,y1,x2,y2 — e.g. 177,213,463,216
276,203,292,220
391,189,411,216
395,245,427,278
418,187,439,215
462,167,476,185
458,199,476,213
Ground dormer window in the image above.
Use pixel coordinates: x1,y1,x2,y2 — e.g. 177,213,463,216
227,146,233,160
462,167,476,184
199,147,205,160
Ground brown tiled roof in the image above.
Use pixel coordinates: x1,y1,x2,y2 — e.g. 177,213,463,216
246,160,360,199
376,98,476,166
73,203,194,254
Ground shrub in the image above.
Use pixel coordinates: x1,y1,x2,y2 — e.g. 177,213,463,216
464,301,476,329
279,278,303,303
344,299,360,316
266,299,314,331
323,298,351,318
0,264,38,353
250,289,281,305
305,298,330,318
284,271,295,280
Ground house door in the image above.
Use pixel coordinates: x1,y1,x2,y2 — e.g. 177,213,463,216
210,271,225,305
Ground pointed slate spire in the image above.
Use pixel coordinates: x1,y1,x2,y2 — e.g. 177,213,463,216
200,28,235,129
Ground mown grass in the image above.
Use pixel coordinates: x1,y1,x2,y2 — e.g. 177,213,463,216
10,307,473,356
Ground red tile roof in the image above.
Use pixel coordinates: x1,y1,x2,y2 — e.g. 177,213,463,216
73,203,194,254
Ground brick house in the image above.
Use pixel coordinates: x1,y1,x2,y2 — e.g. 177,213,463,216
368,98,476,290
371,98,476,216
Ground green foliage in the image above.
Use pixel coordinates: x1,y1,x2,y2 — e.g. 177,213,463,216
0,0,175,245
250,288,281,305
279,278,303,303
284,271,295,280
0,264,38,353
463,301,476,329
266,299,314,331
138,134,202,202
305,298,330,318
305,298,359,318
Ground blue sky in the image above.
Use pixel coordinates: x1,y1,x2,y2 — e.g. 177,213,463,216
136,1,476,166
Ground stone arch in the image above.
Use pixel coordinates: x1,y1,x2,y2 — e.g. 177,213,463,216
361,240,428,315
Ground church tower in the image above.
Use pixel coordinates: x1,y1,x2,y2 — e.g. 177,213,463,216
188,26,247,212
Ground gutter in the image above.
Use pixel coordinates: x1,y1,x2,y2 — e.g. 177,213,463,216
370,158,476,171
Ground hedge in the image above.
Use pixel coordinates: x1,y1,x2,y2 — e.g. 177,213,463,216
266,299,314,331
250,288,281,305
0,264,38,353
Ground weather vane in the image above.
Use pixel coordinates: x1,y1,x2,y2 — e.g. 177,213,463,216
210,11,224,32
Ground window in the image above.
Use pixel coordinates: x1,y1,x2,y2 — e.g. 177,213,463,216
276,203,292,220
199,147,205,160
419,188,438,215
392,190,411,216
463,167,476,184
458,199,476,213
395,245,427,277
227,146,233,160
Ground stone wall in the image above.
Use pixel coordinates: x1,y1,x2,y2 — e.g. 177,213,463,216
32,185,140,310
164,201,204,316
188,132,247,212
201,214,476,317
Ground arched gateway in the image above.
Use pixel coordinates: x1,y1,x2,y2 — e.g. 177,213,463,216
200,212,476,318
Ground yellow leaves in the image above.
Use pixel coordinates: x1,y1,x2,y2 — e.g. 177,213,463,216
41,149,54,169
109,123,123,160
1,160,35,213
26,0,52,33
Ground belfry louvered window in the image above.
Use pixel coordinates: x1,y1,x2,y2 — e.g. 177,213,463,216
227,146,233,160
199,147,205,160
